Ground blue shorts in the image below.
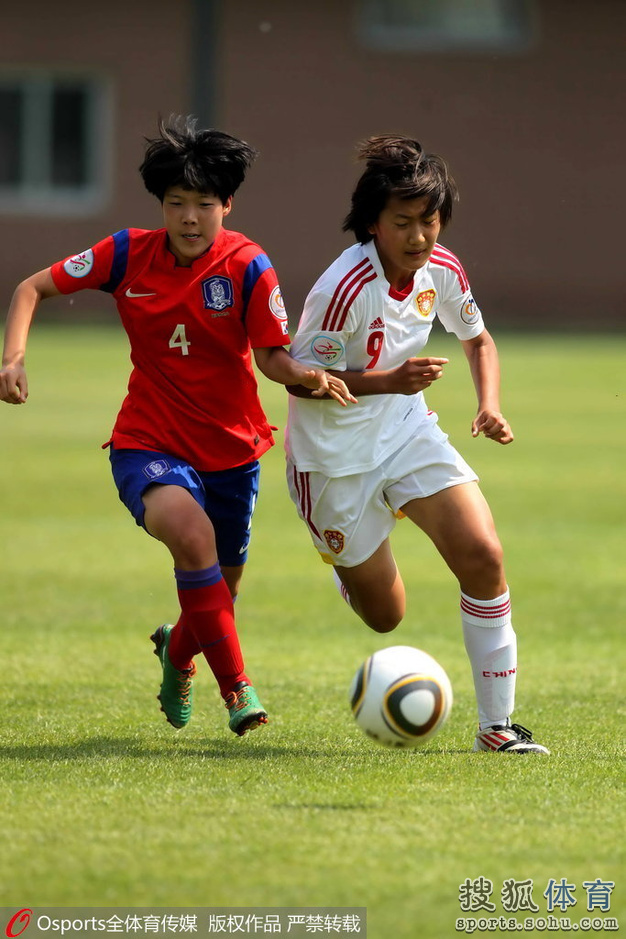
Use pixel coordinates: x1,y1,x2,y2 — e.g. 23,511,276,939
109,447,260,567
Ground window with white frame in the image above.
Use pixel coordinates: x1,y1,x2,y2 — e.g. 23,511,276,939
0,72,111,216
357,0,535,53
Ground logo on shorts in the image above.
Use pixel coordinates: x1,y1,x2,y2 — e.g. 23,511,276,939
415,289,436,317
202,276,234,312
142,459,171,480
461,296,480,324
311,335,344,366
323,529,345,555
63,249,94,278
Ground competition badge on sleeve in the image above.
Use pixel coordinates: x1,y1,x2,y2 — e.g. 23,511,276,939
461,296,481,325
269,285,287,319
63,249,94,278
310,335,344,366
269,285,289,335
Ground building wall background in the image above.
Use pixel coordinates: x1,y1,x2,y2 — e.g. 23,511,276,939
1,0,624,329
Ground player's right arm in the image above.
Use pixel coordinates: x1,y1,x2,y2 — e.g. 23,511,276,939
286,358,447,398
328,357,448,396
0,268,61,404
287,273,447,398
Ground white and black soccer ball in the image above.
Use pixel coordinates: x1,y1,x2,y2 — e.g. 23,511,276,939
349,645,453,747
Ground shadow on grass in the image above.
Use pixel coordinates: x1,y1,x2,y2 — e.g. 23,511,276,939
0,735,337,762
276,802,373,812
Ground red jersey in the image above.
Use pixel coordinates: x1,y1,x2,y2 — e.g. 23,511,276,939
51,227,290,471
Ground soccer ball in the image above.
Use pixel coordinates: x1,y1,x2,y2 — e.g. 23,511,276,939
349,645,453,747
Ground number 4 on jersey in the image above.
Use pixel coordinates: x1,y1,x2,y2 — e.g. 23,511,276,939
169,324,191,356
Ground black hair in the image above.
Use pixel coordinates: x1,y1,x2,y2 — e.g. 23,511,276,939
139,114,258,204
342,135,458,243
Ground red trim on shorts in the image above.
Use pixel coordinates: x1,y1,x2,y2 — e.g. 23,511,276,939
293,468,321,539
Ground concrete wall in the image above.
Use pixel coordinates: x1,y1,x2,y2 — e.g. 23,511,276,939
218,0,626,329
1,0,623,329
0,0,191,318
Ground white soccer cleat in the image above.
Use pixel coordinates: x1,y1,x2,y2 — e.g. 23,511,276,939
474,721,550,754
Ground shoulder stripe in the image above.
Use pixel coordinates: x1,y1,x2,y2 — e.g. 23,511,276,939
431,243,459,261
324,258,370,327
99,229,130,294
241,252,273,317
332,271,377,331
429,245,469,292
323,260,376,331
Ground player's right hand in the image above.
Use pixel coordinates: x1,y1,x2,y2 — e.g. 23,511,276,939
0,363,29,404
386,357,448,395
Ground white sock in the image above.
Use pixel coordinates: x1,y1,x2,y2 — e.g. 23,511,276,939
332,569,352,608
461,589,517,730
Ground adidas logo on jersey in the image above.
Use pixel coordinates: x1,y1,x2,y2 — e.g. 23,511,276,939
369,317,385,330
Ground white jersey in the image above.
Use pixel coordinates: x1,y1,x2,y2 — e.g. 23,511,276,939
286,240,485,476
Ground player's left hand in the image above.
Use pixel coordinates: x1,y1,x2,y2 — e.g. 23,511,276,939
301,369,358,407
0,362,29,404
472,410,514,445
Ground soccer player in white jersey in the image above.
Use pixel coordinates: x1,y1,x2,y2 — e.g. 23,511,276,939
286,135,549,754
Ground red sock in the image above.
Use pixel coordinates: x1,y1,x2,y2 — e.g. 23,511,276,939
175,565,249,697
166,615,201,670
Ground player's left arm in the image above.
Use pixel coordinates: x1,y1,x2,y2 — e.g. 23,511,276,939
461,329,514,445
1,268,61,404
243,258,355,407
253,346,357,407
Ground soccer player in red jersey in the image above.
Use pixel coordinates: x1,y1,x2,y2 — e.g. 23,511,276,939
0,115,352,736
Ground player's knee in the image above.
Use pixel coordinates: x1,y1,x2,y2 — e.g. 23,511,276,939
458,535,504,582
368,619,401,634
479,536,504,574
347,571,405,633
362,607,403,634
168,526,216,569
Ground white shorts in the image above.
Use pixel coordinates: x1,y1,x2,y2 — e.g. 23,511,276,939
287,419,477,568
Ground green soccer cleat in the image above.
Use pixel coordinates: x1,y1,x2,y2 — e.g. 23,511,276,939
224,681,268,736
150,624,196,729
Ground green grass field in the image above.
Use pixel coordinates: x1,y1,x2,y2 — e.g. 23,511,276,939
1,325,623,937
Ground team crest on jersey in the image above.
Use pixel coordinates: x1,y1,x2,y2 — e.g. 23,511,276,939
323,529,345,555
461,296,480,324
269,285,287,319
311,335,344,366
202,276,234,312
63,249,94,279
142,459,171,480
415,289,436,318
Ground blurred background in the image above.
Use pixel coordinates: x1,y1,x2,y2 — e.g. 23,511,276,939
1,0,624,329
